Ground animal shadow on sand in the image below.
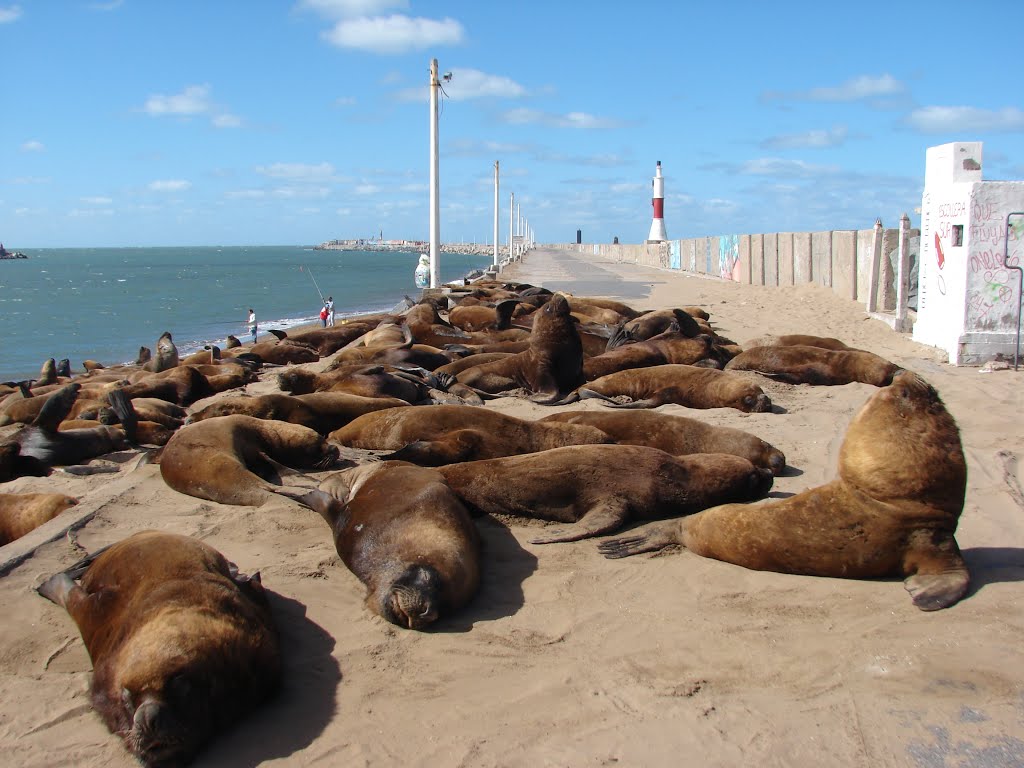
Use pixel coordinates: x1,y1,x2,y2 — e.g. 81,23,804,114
431,516,539,634
961,547,1024,600
194,592,341,768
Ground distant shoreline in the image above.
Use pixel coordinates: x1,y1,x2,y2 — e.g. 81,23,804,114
315,240,505,258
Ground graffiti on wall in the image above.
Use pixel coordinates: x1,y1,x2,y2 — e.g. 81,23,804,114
719,235,741,281
966,199,1024,329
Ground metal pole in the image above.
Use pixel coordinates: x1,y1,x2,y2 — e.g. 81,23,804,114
1005,212,1024,370
428,58,441,289
493,161,499,270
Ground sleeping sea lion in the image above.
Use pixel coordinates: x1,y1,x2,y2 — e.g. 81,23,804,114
274,461,480,630
0,491,79,545
185,391,408,433
598,371,970,611
438,445,773,543
330,404,612,465
539,410,786,475
724,345,899,386
158,414,341,505
36,531,281,766
580,364,773,412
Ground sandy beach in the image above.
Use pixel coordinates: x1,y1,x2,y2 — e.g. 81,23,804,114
1,247,1022,768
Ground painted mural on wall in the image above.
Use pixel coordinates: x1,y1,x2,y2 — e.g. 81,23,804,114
670,240,681,270
719,234,741,281
965,186,1024,331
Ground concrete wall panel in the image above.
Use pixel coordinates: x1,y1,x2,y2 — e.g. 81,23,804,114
738,235,752,284
763,233,778,287
856,229,875,301
832,230,858,300
777,232,794,286
750,234,765,286
794,232,812,283
812,231,832,288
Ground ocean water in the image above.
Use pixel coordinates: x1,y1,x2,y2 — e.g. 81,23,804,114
0,246,493,381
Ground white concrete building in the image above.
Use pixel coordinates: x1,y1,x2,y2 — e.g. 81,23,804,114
914,142,1024,364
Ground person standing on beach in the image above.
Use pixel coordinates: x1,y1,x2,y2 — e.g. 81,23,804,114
326,296,335,326
319,303,329,328
247,308,257,344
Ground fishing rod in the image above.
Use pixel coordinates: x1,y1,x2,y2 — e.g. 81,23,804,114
301,265,326,305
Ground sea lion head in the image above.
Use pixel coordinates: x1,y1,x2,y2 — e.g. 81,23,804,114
379,564,443,630
839,369,966,514
740,391,773,413
107,611,278,767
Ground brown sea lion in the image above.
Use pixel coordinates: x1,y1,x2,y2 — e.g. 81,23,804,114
277,364,436,404
434,352,516,377
0,491,78,545
10,384,139,471
725,345,899,386
233,339,319,366
448,299,519,332
186,391,408,433
36,531,281,766
583,327,719,380
330,404,613,465
280,322,377,355
539,410,786,475
438,445,773,543
141,331,179,373
82,359,105,372
598,371,970,611
618,308,703,342
455,293,585,404
406,302,529,347
273,462,480,630
159,414,341,505
743,333,852,351
581,364,773,412
117,365,215,406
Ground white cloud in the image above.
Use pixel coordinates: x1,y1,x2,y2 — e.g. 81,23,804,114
149,179,191,192
0,5,22,24
299,0,407,18
89,0,124,10
69,208,115,218
212,113,242,128
766,74,906,103
500,107,623,129
355,184,380,195
273,186,330,199
20,140,44,152
904,106,1024,134
760,126,849,150
335,96,357,106
323,15,464,54
144,84,213,116
256,162,337,182
735,158,840,178
397,68,526,102
81,196,113,205
226,189,267,199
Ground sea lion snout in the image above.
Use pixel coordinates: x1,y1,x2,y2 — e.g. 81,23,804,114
744,393,773,413
382,565,443,630
750,467,775,497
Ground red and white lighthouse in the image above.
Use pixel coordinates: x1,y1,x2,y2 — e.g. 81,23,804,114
647,160,668,242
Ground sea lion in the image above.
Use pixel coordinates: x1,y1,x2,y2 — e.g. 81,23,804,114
231,339,319,366
0,491,78,545
434,352,516,377
82,359,105,372
725,345,900,387
539,410,786,475
455,293,585,404
36,531,281,766
9,384,139,471
598,371,970,611
618,308,703,342
581,364,773,412
277,364,437,404
186,391,408,433
159,414,341,505
583,326,720,380
141,331,179,373
448,299,519,332
743,334,852,351
330,404,613,465
274,462,480,630
276,322,377,356
117,365,214,405
438,445,773,543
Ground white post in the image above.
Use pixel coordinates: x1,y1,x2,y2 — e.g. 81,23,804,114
492,161,499,271
895,212,911,332
516,204,522,258
428,58,441,289
509,192,514,264
866,218,883,313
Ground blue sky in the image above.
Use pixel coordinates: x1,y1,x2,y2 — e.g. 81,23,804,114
2,0,1023,248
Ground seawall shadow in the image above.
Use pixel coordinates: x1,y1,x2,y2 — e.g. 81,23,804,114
196,591,341,767
432,516,539,633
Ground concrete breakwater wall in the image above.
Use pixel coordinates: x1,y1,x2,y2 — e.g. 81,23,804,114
550,224,919,312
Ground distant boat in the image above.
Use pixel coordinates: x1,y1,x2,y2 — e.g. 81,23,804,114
0,243,27,260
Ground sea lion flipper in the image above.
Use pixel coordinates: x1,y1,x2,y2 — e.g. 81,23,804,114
904,570,970,611
529,500,628,544
36,572,79,607
597,520,683,559
271,485,343,525
107,390,138,443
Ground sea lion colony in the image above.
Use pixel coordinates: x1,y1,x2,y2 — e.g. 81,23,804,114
0,280,971,765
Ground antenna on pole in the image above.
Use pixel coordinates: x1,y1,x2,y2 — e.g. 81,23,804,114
428,58,443,289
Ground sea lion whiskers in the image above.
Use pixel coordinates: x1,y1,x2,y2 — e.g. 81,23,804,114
381,565,443,630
